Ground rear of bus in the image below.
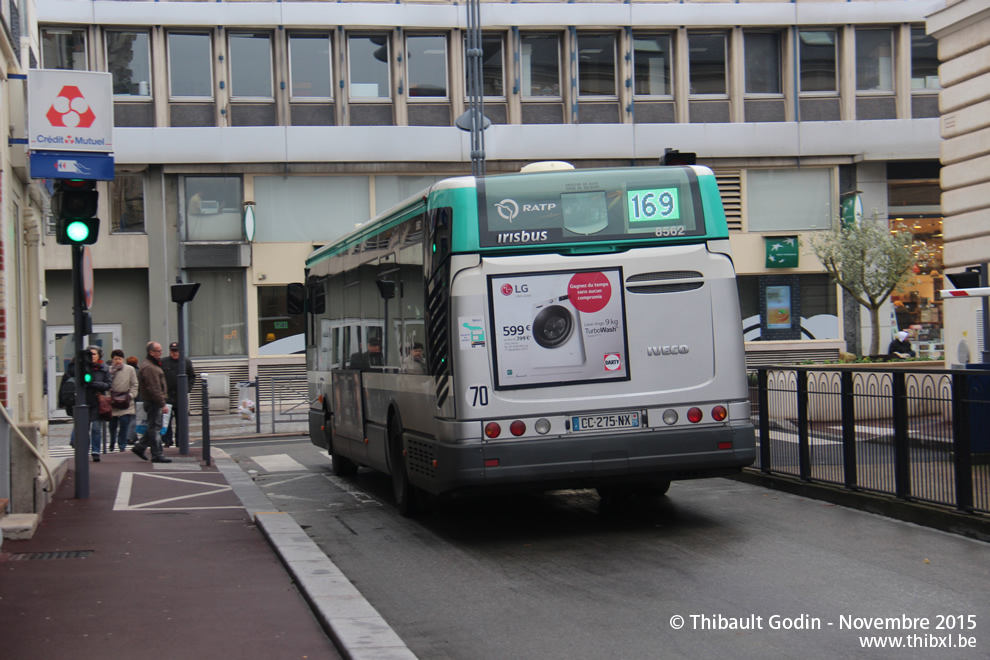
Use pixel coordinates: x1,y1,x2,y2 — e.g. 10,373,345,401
420,165,756,496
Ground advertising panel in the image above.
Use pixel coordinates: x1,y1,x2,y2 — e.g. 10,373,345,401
489,268,629,389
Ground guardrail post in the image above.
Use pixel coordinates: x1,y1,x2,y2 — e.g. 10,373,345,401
892,371,911,500
797,370,811,481
841,370,857,489
951,373,973,512
201,373,211,467
758,369,771,473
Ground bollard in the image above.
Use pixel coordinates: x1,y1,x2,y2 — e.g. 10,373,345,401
201,373,211,467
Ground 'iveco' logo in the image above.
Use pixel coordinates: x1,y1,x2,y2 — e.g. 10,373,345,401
647,345,690,356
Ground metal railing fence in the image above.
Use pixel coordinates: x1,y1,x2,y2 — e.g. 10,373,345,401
749,365,990,516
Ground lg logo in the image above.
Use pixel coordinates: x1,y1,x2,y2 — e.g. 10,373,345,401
500,283,529,296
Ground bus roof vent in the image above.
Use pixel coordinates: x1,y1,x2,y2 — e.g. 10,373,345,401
520,161,574,173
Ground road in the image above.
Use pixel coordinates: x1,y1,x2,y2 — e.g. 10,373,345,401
219,435,990,660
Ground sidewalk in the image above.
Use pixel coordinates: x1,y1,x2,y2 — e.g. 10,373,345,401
1,428,416,659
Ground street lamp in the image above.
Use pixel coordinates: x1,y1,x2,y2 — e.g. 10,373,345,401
171,279,200,455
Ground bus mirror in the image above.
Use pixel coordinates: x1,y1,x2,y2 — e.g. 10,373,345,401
286,283,305,314
376,280,396,300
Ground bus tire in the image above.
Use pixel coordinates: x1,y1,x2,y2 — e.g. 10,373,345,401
327,414,358,478
388,418,419,517
637,479,671,497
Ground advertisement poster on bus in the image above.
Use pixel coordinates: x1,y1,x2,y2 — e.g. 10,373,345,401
489,269,629,389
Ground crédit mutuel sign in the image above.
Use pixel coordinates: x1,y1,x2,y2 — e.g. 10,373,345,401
28,70,114,180
29,69,113,151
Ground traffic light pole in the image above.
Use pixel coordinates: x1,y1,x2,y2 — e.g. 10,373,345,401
72,244,90,498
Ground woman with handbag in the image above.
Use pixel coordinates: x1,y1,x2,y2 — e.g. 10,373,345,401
108,348,139,452
70,345,111,462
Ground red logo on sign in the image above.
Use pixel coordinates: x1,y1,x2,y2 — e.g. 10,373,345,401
604,354,622,371
500,283,514,296
46,86,96,128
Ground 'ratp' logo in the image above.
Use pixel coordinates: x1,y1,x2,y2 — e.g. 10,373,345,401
46,86,96,129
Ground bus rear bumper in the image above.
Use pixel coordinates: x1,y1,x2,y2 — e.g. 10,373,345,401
416,423,756,496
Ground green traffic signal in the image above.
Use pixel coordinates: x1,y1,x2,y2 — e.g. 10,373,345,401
66,220,92,243
54,179,100,246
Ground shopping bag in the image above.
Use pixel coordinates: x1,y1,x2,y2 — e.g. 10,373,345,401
160,409,172,436
134,405,148,437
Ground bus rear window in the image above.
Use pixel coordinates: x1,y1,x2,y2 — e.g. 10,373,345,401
477,167,706,248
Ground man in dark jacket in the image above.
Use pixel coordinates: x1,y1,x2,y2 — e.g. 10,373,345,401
132,341,171,463
160,342,196,447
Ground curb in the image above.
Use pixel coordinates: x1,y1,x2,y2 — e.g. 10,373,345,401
213,449,417,660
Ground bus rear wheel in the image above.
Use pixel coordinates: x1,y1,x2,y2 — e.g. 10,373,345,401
389,420,419,517
327,414,358,477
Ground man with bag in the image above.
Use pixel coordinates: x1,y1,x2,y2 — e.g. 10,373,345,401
160,341,195,447
132,341,172,463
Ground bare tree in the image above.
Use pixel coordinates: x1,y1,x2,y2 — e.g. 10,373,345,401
808,212,934,356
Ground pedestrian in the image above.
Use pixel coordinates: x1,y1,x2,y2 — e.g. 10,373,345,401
402,342,427,374
160,341,196,447
71,346,111,462
126,356,143,445
107,349,139,452
349,337,384,371
888,331,915,358
131,341,172,463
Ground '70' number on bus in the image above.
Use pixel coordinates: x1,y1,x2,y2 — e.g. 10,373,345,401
468,385,490,407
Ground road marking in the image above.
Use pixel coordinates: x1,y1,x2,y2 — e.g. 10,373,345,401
114,472,242,511
253,453,308,473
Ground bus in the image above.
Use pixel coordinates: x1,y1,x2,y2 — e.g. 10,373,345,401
292,163,756,514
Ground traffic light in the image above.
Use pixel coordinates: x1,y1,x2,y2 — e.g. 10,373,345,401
53,179,100,245
660,149,697,166
78,349,94,385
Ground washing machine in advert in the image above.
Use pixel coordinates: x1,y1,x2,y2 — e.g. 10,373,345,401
530,292,587,369
489,268,629,389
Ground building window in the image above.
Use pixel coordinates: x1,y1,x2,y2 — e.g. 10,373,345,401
253,176,371,242
258,287,305,355
738,274,839,342
187,269,246,357
632,34,672,97
184,176,243,241
110,174,145,234
41,27,87,70
106,30,151,97
465,34,504,97
911,28,940,91
406,34,447,98
229,32,273,99
521,33,560,98
799,30,837,93
168,32,213,98
577,33,616,97
289,33,332,99
745,32,781,94
688,32,726,95
349,34,391,99
856,28,894,92
747,168,833,232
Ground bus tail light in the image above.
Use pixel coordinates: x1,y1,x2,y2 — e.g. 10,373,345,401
687,407,703,423
510,420,526,436
485,422,501,438
718,441,733,450
711,405,728,422
484,458,500,467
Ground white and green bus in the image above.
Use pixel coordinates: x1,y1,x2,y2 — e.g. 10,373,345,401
294,163,755,514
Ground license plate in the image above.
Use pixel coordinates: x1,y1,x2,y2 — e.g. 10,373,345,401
571,412,640,432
